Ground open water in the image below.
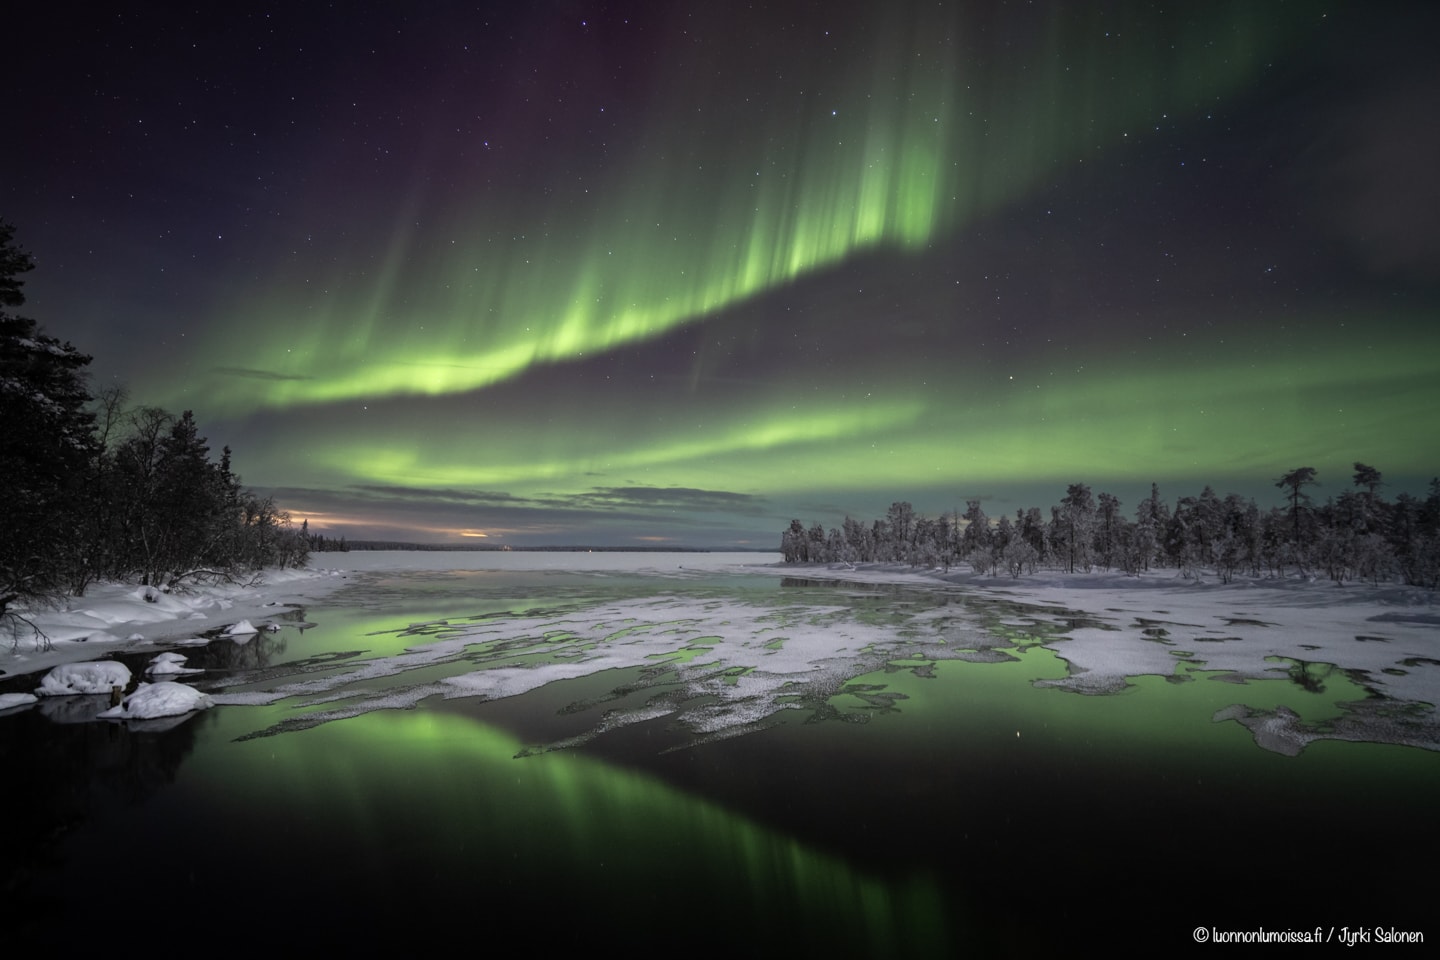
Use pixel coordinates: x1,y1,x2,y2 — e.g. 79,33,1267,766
3,554,1435,951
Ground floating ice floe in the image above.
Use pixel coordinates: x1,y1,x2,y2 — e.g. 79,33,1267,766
0,692,39,712
35,661,132,696
97,681,214,720
146,652,203,676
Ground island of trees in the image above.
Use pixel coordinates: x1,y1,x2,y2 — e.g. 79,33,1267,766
782,471,1440,589
1,220,308,621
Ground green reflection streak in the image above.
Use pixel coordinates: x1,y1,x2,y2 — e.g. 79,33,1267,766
194,707,950,951
841,642,1383,761
174,3,1295,414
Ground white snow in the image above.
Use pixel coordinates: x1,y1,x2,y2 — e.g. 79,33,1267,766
35,661,132,696
97,681,214,720
0,692,38,711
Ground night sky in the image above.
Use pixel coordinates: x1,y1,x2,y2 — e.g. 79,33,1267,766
6,1,1438,546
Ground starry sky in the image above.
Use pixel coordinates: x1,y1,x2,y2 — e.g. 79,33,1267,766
5,1,1438,546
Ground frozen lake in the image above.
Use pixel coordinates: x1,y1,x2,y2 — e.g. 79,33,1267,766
4,552,1436,950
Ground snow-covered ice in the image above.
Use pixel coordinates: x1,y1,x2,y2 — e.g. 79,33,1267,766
0,692,38,712
5,553,1437,755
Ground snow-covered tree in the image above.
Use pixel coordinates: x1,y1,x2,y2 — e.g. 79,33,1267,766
1094,491,1124,570
1057,483,1097,573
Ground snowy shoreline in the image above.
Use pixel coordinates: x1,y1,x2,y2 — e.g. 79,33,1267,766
1,565,355,681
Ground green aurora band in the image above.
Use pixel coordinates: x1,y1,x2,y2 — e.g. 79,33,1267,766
168,2,1296,415
245,318,1439,517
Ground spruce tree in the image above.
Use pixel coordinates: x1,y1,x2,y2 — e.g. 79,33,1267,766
0,221,98,615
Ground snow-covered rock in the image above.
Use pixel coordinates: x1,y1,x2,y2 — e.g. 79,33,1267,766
97,681,214,720
224,619,259,636
35,661,132,696
146,652,202,676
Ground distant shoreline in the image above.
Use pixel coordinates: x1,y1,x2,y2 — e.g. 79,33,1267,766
329,543,769,553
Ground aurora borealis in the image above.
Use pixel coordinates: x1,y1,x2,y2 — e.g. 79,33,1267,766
6,1,1438,544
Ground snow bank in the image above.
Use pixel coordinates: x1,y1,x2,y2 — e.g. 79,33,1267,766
97,681,214,720
35,661,132,696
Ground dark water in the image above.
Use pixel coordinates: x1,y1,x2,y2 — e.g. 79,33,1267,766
3,565,1436,952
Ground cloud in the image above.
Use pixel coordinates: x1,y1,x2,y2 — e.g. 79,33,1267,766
266,482,776,543
338,483,770,515
349,484,538,506
212,366,315,382
569,486,769,514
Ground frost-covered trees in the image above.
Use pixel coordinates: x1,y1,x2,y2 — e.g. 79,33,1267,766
779,469,1440,588
80,404,309,591
0,220,308,613
886,501,915,561
1056,484,1097,573
781,519,809,562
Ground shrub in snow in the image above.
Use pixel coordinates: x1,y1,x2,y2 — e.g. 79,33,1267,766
97,681,214,720
36,661,132,696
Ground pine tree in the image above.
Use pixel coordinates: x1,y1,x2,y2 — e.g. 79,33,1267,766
1275,467,1319,570
0,221,98,615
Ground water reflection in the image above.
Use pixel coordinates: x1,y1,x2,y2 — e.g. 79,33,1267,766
4,563,1438,951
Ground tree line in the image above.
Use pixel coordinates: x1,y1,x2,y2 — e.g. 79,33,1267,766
1,220,308,620
782,468,1440,588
